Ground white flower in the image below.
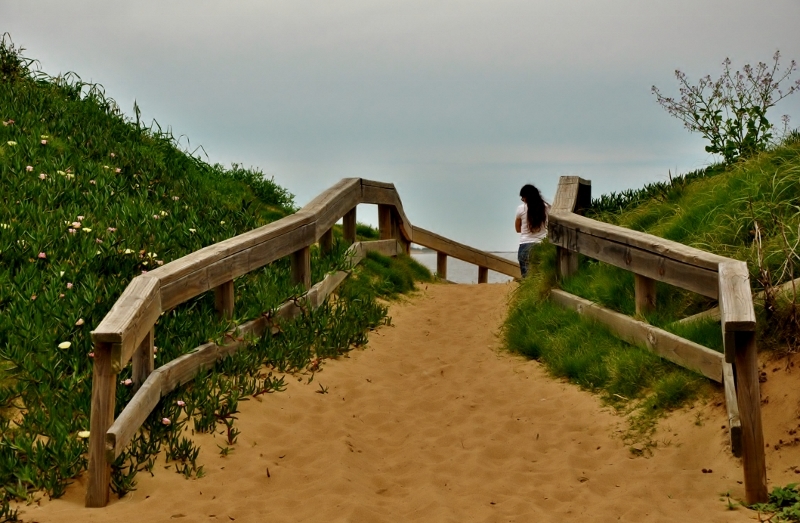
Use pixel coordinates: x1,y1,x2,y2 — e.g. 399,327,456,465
124,248,133,254
77,431,90,439
189,228,196,233
0,223,8,229
83,228,92,233
6,141,16,146
58,341,71,349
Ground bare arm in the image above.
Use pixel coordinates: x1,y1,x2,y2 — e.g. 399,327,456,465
515,216,522,233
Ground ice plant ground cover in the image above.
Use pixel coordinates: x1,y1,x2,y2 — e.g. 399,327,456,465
0,36,430,519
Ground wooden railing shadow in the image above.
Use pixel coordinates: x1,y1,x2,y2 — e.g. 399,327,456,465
547,176,767,504
86,178,520,507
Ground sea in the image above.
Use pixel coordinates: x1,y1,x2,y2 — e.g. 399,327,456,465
410,250,518,284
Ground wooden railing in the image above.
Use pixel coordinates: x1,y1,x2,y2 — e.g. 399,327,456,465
548,176,766,504
86,178,520,507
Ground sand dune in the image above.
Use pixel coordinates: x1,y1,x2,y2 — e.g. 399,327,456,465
19,283,767,522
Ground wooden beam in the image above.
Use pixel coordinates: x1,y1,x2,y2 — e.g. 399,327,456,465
733,331,768,504
214,280,235,320
411,226,521,279
549,212,728,272
85,343,116,507
160,223,316,311
634,274,657,316
319,228,333,255
343,207,357,245
300,178,362,240
550,289,723,382
106,371,163,462
551,176,592,214
148,212,314,287
478,266,488,284
723,362,742,458
378,204,393,241
92,276,162,374
291,246,311,290
436,252,447,280
549,220,720,299
130,327,154,391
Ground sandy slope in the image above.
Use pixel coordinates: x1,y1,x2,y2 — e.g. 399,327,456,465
19,283,759,522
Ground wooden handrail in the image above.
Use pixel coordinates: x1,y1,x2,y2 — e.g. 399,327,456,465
547,175,766,504
86,178,520,507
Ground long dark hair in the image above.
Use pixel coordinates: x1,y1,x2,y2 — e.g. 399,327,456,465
519,184,547,232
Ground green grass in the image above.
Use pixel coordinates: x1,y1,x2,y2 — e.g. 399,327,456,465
504,245,706,431
0,37,431,513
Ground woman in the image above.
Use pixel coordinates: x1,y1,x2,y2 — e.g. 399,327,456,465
515,184,549,278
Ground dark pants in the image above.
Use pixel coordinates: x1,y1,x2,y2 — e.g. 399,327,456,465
518,242,535,278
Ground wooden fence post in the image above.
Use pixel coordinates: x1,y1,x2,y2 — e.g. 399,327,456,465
478,266,489,284
85,342,117,507
291,246,311,290
378,205,393,241
437,252,447,280
556,247,578,280
343,207,357,245
131,328,154,392
734,330,768,504
634,274,656,315
214,280,235,320
320,228,333,255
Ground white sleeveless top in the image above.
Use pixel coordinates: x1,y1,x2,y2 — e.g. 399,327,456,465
516,203,549,244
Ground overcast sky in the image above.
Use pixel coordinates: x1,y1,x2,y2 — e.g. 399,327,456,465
4,1,800,250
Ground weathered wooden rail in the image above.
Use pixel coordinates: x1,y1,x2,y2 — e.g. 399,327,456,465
548,176,766,504
86,178,520,507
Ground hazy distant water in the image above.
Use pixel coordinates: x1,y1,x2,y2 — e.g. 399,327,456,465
411,251,518,284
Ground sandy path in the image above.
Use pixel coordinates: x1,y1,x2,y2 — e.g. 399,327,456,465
21,283,754,522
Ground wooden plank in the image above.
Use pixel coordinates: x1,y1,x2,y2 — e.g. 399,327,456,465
148,212,314,286
131,328,154,390
723,362,742,458
300,178,362,240
634,274,657,316
105,371,163,462
733,331,768,504
85,343,116,507
478,266,488,284
92,276,162,374
550,289,723,382
412,226,522,279
719,261,756,332
676,308,721,325
92,276,160,343
549,221,719,299
343,207,357,245
160,223,316,310
214,280,235,320
436,252,447,280
550,212,729,271
291,246,311,290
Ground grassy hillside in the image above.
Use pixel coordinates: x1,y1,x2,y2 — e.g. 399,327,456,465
504,133,800,440
0,37,430,518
